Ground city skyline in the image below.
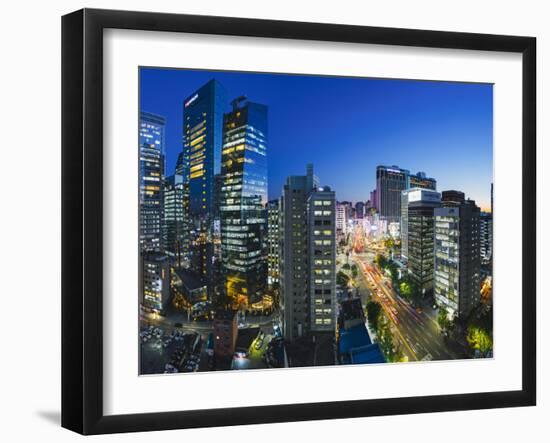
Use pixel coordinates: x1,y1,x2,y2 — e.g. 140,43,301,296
140,67,493,210
139,70,493,375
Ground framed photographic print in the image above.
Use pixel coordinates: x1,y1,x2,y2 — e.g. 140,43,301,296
61,8,536,435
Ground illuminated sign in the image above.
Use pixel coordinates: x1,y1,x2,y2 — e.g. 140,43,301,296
408,189,441,203
185,93,199,108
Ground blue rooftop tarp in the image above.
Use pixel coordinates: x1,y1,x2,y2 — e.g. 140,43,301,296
339,324,386,364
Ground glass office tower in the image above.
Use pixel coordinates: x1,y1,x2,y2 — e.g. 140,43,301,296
183,80,227,295
162,174,185,259
220,97,268,307
139,111,166,253
434,193,481,319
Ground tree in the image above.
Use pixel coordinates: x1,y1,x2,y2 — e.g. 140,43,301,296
437,307,453,332
466,325,493,355
374,254,386,269
366,300,382,331
351,264,358,278
399,281,413,300
377,319,402,362
336,271,350,287
342,263,351,271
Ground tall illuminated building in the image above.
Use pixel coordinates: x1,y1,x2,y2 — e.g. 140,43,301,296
434,192,481,319
267,199,280,286
162,174,185,259
405,189,441,294
174,151,189,266
183,80,227,294
336,202,348,239
376,165,409,222
140,252,170,314
376,165,436,222
139,111,165,253
308,187,336,333
280,164,327,340
220,97,268,307
480,212,493,265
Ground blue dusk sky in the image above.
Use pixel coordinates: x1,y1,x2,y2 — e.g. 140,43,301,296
140,67,493,211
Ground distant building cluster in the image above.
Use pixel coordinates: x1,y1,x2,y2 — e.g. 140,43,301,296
335,164,492,321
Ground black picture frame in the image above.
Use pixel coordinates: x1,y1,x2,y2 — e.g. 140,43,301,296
62,8,536,435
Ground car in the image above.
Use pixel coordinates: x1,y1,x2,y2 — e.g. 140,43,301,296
174,322,183,328
233,351,248,359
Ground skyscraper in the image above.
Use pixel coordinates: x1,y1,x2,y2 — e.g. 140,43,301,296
220,97,268,307
336,202,348,239
267,199,280,286
370,189,377,212
139,111,165,253
140,252,171,314
183,79,227,293
406,189,441,294
175,151,189,266
434,193,481,318
376,166,409,222
480,212,493,265
355,201,365,219
376,165,437,222
162,174,185,258
308,187,336,332
279,165,333,341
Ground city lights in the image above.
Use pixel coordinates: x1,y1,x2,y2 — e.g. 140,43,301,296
139,69,493,375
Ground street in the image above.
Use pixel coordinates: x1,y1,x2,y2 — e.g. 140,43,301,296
340,226,460,362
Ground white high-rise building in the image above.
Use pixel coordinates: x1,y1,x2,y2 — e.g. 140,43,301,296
309,188,336,333
336,202,348,237
280,165,336,340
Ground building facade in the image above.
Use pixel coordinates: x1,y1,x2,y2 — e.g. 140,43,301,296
220,98,268,307
213,310,238,360
279,164,319,340
308,187,337,333
183,79,227,295
480,212,493,265
336,202,348,239
406,189,441,294
162,174,185,260
376,165,409,222
139,111,165,253
409,171,437,190
267,199,280,286
434,194,481,318
140,252,171,314
355,201,365,219
376,165,437,222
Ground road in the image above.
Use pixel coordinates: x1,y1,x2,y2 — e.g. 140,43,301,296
352,251,459,362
